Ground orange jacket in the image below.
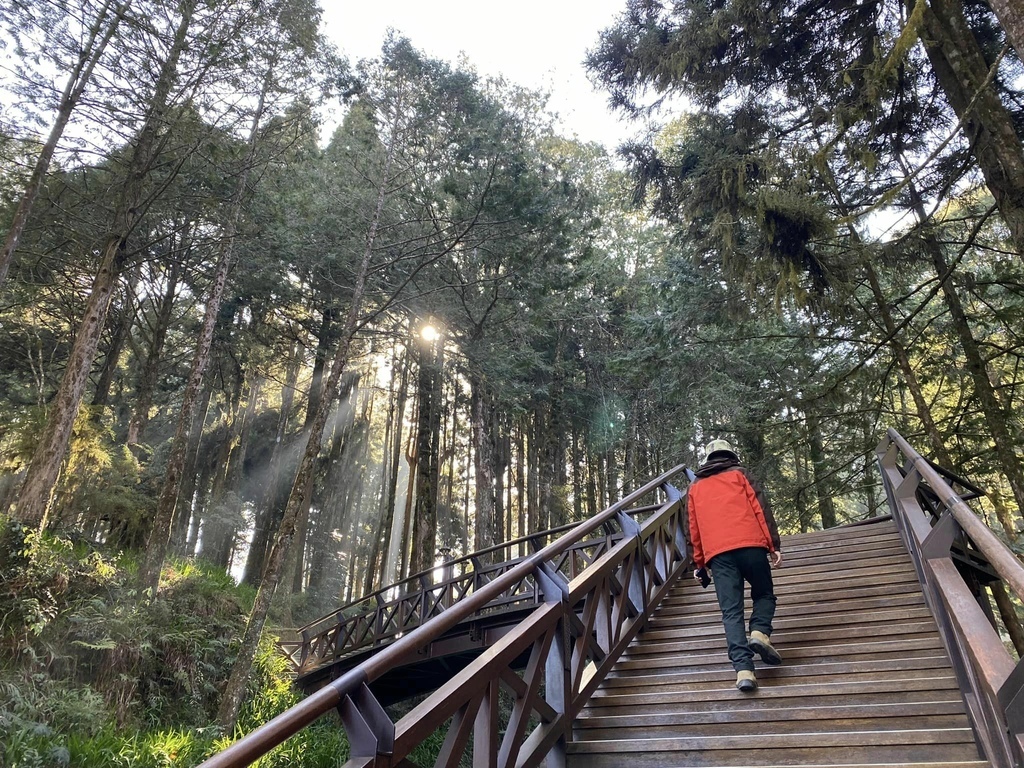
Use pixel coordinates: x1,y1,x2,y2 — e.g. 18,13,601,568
687,465,779,569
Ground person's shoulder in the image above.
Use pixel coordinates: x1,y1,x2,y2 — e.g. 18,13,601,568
696,458,741,478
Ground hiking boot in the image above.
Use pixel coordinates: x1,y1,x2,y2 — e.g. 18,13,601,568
736,670,757,691
748,630,782,666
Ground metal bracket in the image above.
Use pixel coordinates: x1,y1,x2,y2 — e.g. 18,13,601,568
922,511,959,560
662,482,684,502
338,682,394,758
896,467,921,501
536,561,570,604
998,657,1024,736
616,509,642,537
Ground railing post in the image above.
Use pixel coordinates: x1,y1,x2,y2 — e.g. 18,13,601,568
373,594,386,645
299,628,310,669
471,556,485,593
419,574,432,620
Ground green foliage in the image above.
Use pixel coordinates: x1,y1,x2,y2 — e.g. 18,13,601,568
0,519,347,766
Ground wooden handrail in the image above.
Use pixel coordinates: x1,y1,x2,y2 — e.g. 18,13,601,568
295,503,661,637
878,429,1024,768
200,463,690,768
887,428,1024,598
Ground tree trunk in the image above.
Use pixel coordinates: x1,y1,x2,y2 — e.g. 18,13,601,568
242,339,301,588
410,332,443,574
471,378,496,551
902,175,1024,526
291,373,360,594
515,420,526,552
210,375,261,569
794,442,812,532
527,411,541,533
863,263,955,466
216,115,397,729
140,51,272,592
171,381,214,555
807,411,837,528
92,262,139,412
863,410,880,517
364,343,409,594
14,0,198,528
922,232,1024,528
127,255,183,449
0,0,132,290
985,0,1024,62
493,422,508,542
918,0,1024,257
305,303,337,427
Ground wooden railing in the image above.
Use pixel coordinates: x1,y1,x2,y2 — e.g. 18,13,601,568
200,463,691,768
285,501,665,678
877,429,1024,768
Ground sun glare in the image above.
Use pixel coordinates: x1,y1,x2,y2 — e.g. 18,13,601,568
420,324,439,342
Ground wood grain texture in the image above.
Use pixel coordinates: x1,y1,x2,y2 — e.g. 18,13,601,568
567,519,991,768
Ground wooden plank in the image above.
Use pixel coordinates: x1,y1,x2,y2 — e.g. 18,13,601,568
581,676,963,715
600,656,954,690
628,630,942,654
575,714,971,740
781,542,910,564
628,621,941,654
660,577,923,613
654,593,926,627
567,727,981,751
783,534,903,555
574,700,967,730
619,636,944,668
565,744,985,767
643,606,936,638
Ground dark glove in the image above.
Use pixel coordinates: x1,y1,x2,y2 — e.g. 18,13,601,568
695,567,711,589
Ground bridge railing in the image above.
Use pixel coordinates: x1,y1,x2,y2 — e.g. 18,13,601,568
878,429,1024,768
200,463,691,768
285,501,664,676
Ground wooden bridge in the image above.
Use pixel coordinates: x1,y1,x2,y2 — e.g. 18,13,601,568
201,429,1024,768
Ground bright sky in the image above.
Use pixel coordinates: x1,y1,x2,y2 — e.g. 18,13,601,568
319,1,644,149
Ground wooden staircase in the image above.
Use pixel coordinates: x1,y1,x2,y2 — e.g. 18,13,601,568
568,518,990,768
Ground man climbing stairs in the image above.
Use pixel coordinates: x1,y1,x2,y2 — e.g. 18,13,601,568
569,518,991,767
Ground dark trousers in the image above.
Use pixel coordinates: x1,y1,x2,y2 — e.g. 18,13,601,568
709,547,777,672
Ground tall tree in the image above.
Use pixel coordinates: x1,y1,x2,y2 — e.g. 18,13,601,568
14,0,205,527
0,0,133,289
139,0,337,589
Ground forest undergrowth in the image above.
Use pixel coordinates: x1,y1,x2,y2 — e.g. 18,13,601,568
0,518,351,768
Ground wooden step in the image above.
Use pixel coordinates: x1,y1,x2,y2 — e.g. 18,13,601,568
630,621,940,654
574,701,968,739
643,606,937,640
655,593,926,628
600,656,954,690
582,675,964,714
661,574,923,612
619,636,944,669
566,736,983,767
569,520,988,767
664,560,919,600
